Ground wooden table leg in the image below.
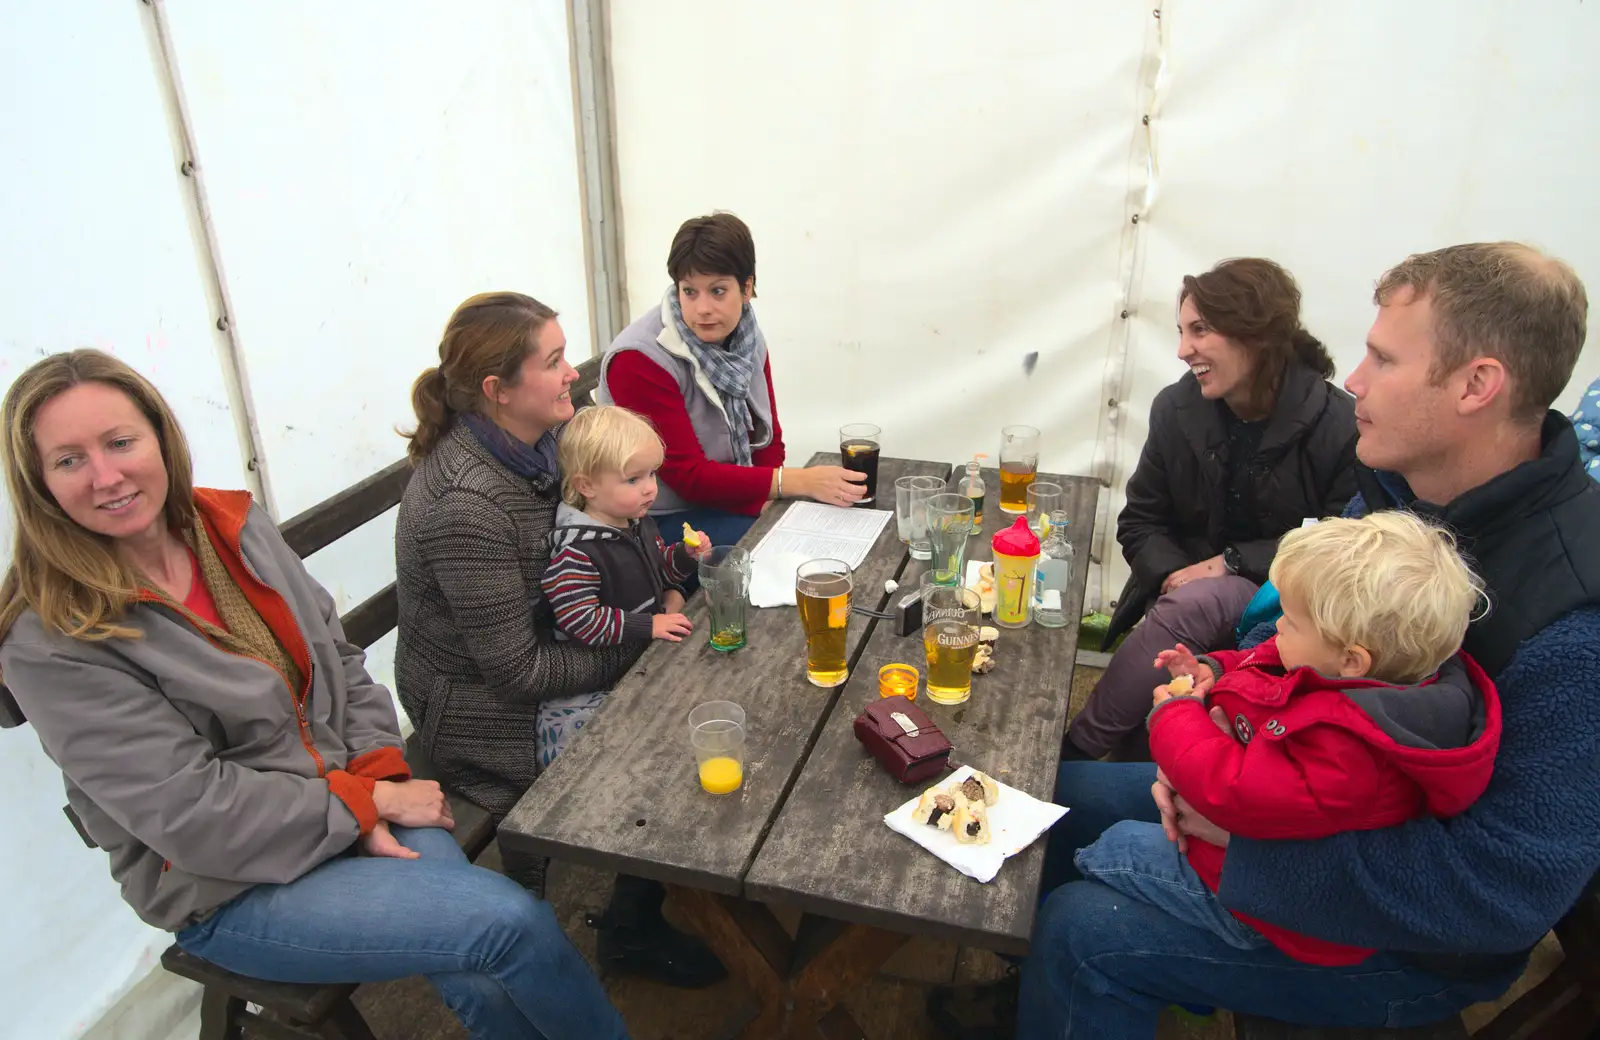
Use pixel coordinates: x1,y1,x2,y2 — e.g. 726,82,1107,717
791,918,909,1036
667,886,909,1039
669,885,792,1039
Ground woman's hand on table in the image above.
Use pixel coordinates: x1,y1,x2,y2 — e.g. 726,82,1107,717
1161,555,1226,594
787,466,867,508
360,820,420,859
653,612,693,642
373,779,455,830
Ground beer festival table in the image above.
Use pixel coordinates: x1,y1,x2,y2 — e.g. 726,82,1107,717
499,454,1098,1039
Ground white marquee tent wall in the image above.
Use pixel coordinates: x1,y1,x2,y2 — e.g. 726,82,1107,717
1,2,1594,1037
609,0,1600,611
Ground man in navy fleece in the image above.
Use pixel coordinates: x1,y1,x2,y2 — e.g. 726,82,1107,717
935,243,1600,1039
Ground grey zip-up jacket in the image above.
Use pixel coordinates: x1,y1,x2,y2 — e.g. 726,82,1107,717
1,489,408,931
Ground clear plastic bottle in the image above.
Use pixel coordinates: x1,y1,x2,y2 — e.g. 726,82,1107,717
959,454,988,534
1032,510,1074,628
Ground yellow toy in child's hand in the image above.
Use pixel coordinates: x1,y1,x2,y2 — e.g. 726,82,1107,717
1168,674,1195,695
682,522,702,548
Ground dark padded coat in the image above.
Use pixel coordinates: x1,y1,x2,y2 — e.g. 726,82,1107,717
1105,362,1358,646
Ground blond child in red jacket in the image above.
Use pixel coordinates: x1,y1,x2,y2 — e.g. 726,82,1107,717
1076,511,1501,966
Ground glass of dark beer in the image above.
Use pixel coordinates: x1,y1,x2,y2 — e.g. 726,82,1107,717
839,423,881,507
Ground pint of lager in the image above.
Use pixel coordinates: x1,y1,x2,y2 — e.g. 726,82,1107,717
796,559,852,687
998,424,1040,514
922,584,981,704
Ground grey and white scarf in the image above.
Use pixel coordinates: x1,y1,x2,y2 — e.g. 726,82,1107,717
666,287,765,466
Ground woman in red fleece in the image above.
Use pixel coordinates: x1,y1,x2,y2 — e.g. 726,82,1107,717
598,212,866,547
1075,511,1502,966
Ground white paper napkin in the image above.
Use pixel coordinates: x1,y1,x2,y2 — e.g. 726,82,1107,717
747,550,811,608
883,765,1069,883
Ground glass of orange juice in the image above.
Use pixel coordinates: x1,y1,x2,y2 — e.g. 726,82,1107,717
688,700,746,795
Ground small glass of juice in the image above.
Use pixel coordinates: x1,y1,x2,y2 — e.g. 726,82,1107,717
688,700,746,795
878,662,920,701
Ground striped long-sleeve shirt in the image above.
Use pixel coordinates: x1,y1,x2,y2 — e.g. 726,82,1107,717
541,503,696,646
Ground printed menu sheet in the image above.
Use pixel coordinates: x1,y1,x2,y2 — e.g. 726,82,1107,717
749,502,894,570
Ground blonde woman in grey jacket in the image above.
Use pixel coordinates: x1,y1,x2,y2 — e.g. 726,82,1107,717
0,351,628,1040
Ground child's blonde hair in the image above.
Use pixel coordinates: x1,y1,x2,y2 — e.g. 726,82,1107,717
1268,512,1484,684
557,405,665,509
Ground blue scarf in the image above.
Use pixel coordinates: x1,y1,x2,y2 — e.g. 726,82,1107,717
461,412,560,494
666,287,765,466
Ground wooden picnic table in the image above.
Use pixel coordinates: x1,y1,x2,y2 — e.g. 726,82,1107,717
498,457,1096,1039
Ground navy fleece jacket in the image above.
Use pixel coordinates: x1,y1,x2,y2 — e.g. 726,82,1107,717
1220,494,1600,954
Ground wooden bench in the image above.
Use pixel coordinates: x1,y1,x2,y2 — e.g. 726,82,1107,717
0,358,602,1040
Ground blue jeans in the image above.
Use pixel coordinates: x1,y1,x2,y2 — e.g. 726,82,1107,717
1074,820,1268,952
176,825,628,1040
1016,762,1516,1039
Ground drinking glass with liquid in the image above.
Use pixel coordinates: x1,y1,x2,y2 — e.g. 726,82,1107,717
688,700,746,795
839,423,881,507
699,545,752,651
998,425,1040,514
796,559,852,687
922,584,981,705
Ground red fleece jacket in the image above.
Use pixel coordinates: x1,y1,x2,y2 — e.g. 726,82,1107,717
604,350,786,516
1149,638,1501,965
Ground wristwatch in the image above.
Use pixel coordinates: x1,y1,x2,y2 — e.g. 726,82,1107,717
1222,545,1243,576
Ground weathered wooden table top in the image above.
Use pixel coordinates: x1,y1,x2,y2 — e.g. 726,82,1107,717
744,470,1097,954
498,454,953,895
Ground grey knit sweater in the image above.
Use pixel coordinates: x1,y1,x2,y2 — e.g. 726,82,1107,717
394,421,643,815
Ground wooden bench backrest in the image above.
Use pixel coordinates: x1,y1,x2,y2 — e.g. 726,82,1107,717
0,353,603,731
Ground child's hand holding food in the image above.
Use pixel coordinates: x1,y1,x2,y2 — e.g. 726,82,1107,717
681,522,713,559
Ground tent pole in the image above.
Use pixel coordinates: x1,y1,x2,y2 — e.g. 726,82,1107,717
569,0,628,358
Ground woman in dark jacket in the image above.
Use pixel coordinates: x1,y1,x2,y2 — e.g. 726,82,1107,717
1065,258,1358,761
395,292,723,988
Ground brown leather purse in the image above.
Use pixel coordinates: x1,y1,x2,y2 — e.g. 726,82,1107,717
853,695,954,784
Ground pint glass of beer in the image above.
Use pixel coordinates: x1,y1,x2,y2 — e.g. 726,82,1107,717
796,559,852,687
998,425,1041,514
839,423,881,506
922,584,981,705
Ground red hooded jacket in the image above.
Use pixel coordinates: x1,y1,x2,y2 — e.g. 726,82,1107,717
1147,637,1501,965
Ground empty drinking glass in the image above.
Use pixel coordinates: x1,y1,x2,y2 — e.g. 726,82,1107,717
896,474,944,560
926,493,975,586
1026,481,1064,537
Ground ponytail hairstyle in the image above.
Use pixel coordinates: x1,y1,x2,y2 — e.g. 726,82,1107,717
404,292,559,463
1179,258,1335,416
0,349,196,643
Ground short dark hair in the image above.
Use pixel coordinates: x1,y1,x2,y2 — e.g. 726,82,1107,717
1374,243,1587,423
667,212,756,290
